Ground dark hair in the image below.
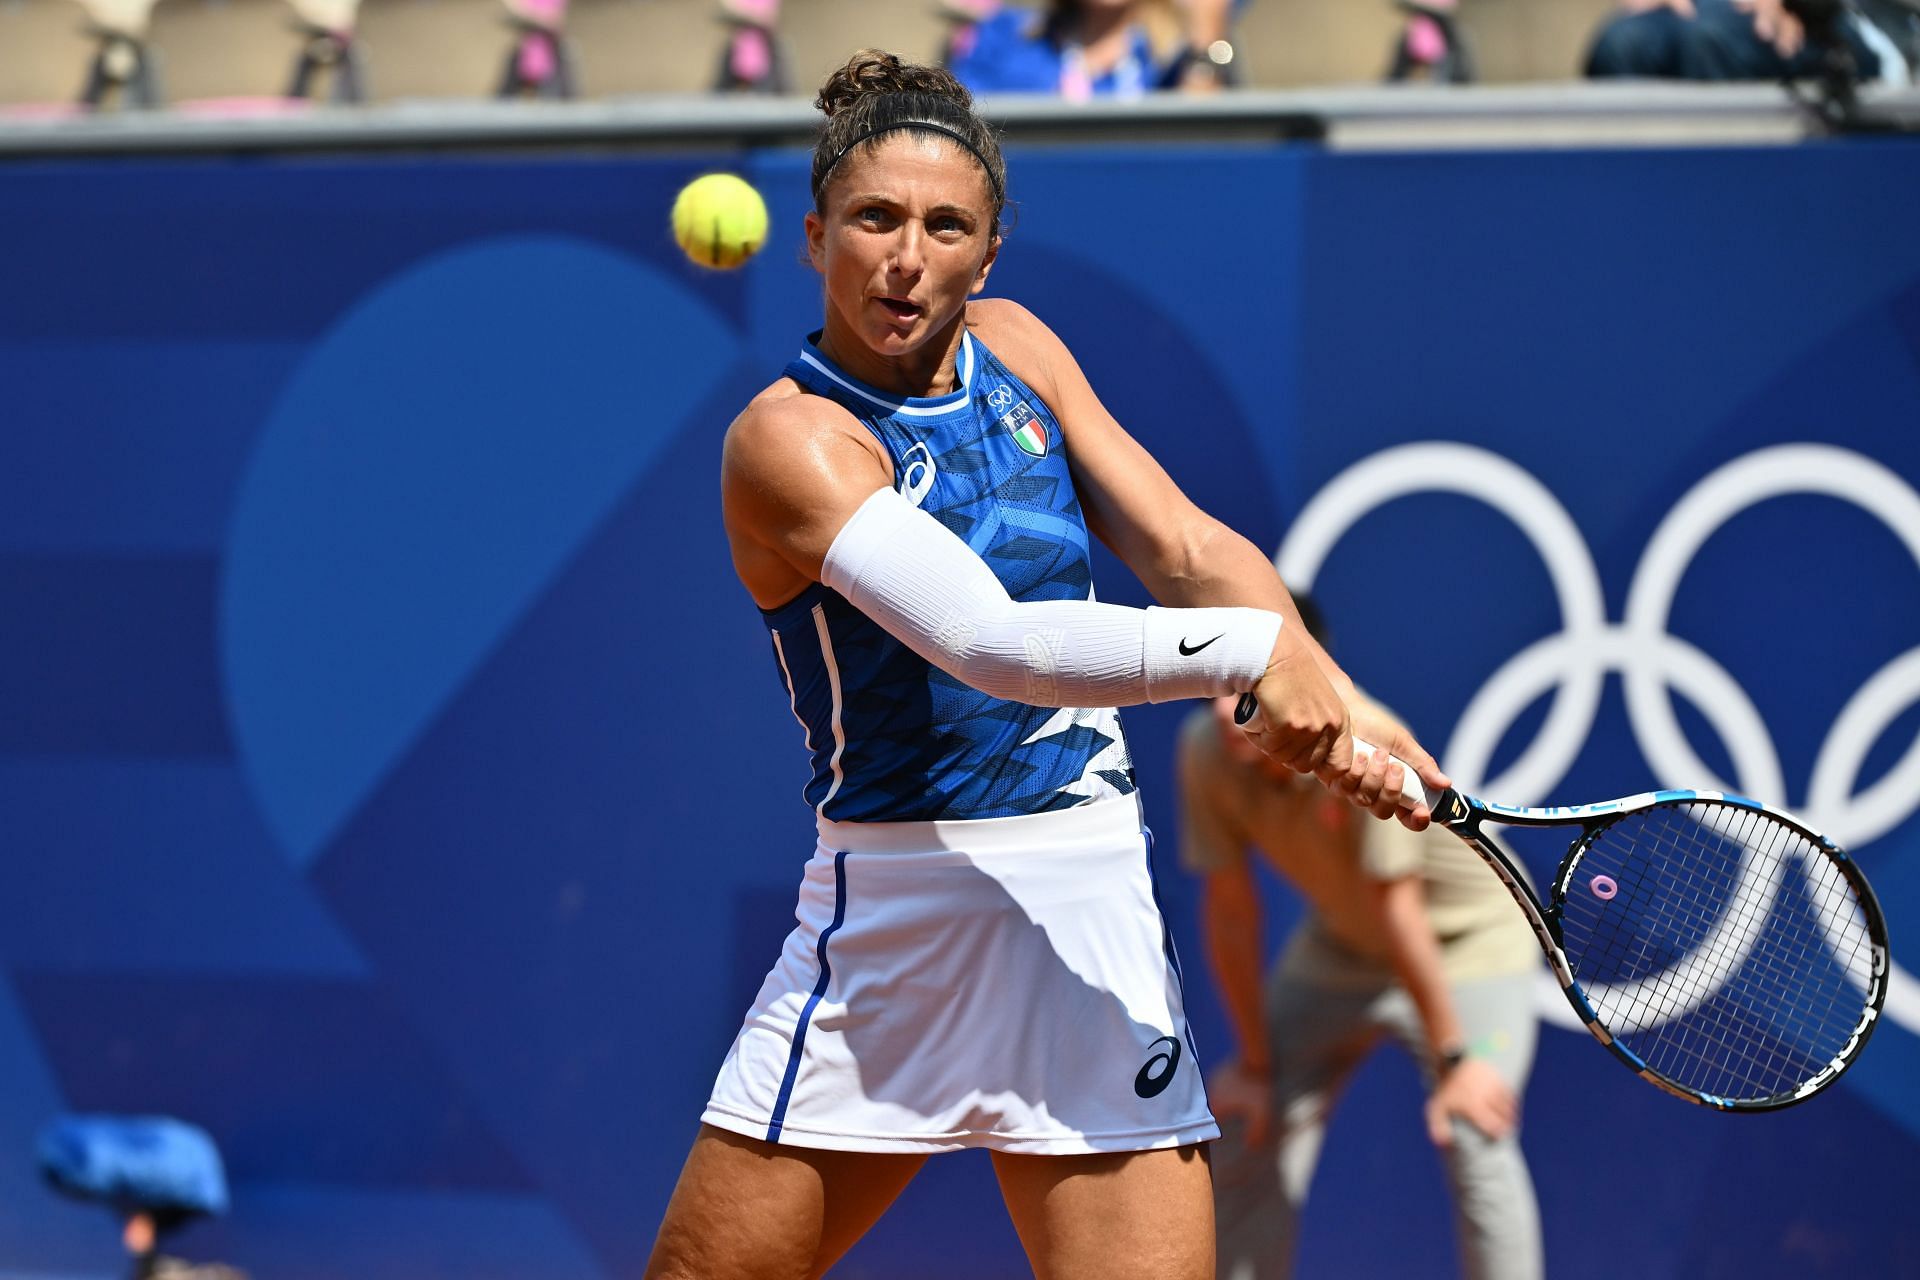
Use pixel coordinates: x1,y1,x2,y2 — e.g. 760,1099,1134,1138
811,50,1008,238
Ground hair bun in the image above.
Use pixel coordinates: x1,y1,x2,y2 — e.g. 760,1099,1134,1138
815,49,973,118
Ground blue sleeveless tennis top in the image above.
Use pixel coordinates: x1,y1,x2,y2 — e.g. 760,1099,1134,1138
763,329,1138,822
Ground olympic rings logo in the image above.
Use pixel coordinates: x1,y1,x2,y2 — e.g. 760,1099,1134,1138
1276,442,1920,1036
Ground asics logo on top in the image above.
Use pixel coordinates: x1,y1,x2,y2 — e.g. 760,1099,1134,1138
1134,1036,1183,1098
1178,635,1223,656
898,442,937,508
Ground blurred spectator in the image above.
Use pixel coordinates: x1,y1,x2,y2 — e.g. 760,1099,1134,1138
946,0,1182,99
936,0,1005,72
73,0,163,108
498,0,578,99
285,0,367,104
38,1114,249,1280
1177,0,1245,89
1387,0,1477,83
1584,0,1908,83
713,0,792,95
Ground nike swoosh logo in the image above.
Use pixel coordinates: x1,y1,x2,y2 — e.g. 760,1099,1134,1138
1178,635,1223,656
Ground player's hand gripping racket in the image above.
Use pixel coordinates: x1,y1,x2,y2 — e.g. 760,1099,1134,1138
1233,694,1891,1111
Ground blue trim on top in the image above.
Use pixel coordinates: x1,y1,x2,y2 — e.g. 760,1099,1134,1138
759,579,833,626
793,330,976,416
767,851,849,1143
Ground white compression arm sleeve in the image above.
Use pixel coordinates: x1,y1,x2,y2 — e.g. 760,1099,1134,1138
819,486,1282,708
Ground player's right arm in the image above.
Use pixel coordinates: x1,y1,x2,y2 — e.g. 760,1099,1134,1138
722,385,1294,712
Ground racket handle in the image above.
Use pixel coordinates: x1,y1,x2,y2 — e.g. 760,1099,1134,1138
1232,693,1431,811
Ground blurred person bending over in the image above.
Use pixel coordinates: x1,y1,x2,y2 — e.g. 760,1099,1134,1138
1181,600,1543,1280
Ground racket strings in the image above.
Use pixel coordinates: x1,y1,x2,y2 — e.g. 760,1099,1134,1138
1580,811,1863,1098
1612,813,1864,1098
1557,801,1874,1103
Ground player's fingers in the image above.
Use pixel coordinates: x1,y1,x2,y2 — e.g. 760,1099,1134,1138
1307,724,1339,775
1258,723,1320,774
1335,742,1378,802
1363,757,1405,819
1315,724,1353,782
1393,733,1450,794
1425,1097,1454,1148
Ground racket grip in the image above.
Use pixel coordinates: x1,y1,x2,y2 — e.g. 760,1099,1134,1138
1232,693,1431,811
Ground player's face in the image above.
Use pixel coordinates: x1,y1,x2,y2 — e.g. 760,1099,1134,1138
806,135,1000,358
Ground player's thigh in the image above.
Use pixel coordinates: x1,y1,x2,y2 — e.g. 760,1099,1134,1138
990,1144,1214,1280
646,1124,927,1280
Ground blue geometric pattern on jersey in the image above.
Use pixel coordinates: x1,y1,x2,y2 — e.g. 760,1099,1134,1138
763,330,1136,821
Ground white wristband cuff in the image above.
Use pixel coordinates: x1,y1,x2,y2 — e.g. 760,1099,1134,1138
1141,605,1280,703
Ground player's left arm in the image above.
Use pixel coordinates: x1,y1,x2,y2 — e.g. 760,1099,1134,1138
971,298,1447,811
973,305,1311,630
1368,869,1519,1146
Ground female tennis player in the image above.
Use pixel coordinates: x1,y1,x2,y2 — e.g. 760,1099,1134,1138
644,49,1448,1280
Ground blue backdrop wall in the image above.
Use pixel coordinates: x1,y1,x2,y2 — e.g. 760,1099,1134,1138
2,135,1918,1278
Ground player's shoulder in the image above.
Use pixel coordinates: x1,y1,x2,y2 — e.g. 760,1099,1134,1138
723,376,889,524
968,298,1073,401
968,297,1062,352
725,376,863,464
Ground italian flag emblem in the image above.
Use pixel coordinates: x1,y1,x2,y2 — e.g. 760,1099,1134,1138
1001,401,1049,458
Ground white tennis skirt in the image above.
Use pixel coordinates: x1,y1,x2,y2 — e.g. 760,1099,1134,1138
702,796,1218,1155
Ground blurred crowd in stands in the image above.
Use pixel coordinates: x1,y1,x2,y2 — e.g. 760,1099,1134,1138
0,0,1913,113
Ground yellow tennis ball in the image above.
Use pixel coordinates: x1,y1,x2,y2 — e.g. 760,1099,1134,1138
672,173,768,270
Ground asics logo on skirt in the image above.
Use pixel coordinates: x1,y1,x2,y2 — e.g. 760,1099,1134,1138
1134,1036,1183,1098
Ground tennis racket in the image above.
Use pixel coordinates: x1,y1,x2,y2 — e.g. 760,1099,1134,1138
1232,696,1891,1111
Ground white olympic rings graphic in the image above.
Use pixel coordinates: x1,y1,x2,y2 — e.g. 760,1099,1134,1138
1279,442,1920,1036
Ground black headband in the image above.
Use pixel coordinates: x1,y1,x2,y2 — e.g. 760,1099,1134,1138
816,120,1004,206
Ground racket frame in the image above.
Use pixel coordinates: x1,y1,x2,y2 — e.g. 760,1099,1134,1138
1428,786,1891,1112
